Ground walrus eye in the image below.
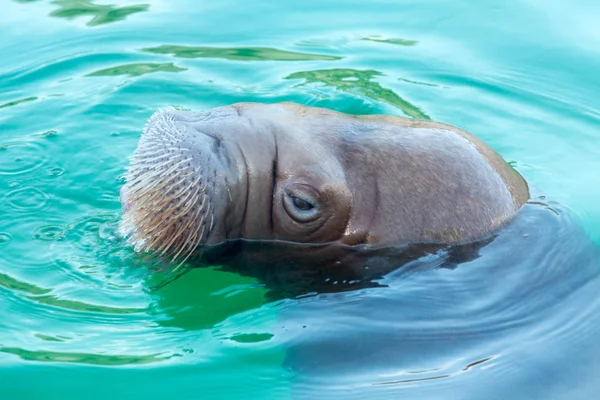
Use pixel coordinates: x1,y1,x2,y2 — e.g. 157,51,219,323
282,188,320,223
291,196,314,211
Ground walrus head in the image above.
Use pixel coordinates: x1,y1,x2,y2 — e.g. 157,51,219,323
120,102,528,266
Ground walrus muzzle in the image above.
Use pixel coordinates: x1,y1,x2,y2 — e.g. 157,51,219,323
120,108,229,265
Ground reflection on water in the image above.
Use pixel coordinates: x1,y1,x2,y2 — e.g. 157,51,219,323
15,0,149,26
25,293,143,314
141,45,342,61
286,68,430,119
3,0,600,397
146,267,266,331
0,347,171,365
398,77,439,87
229,333,274,343
0,270,142,314
35,333,71,342
362,35,419,46
0,272,51,295
0,97,37,109
86,62,187,77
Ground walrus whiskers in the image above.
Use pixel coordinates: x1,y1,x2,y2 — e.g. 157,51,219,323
162,203,209,267
135,177,199,215
126,160,192,197
128,149,177,162
146,179,205,227
155,190,205,256
123,194,209,264
124,169,178,195
170,205,207,262
131,175,202,223
120,112,214,267
169,205,210,273
128,155,172,168
124,180,205,243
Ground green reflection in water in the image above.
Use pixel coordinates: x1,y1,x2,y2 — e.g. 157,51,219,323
141,45,342,61
0,347,170,365
0,272,51,295
148,267,266,331
229,333,274,343
14,0,149,27
34,334,71,342
25,294,144,314
286,68,430,119
0,97,37,110
86,63,187,77
398,77,439,87
0,272,143,314
362,35,419,46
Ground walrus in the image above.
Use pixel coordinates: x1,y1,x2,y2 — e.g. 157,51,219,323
120,102,529,289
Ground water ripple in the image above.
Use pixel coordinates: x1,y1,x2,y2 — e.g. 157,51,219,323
34,225,67,241
0,141,46,175
4,186,50,211
2,0,600,397
0,233,12,245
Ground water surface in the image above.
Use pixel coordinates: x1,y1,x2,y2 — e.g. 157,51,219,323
1,0,600,399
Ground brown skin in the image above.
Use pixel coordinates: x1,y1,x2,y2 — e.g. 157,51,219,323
122,102,529,256
204,102,528,246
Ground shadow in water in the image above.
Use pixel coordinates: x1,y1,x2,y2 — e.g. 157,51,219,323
14,0,149,26
197,237,493,302
285,68,430,119
269,203,600,399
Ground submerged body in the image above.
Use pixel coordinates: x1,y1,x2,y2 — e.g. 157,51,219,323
120,102,529,268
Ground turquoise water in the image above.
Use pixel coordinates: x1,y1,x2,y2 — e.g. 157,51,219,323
2,0,600,398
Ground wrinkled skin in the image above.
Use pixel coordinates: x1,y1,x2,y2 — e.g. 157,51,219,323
120,102,529,291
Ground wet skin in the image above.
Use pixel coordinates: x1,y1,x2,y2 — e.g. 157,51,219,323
120,102,529,294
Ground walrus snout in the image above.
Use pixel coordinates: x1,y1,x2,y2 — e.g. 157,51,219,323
119,108,239,262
